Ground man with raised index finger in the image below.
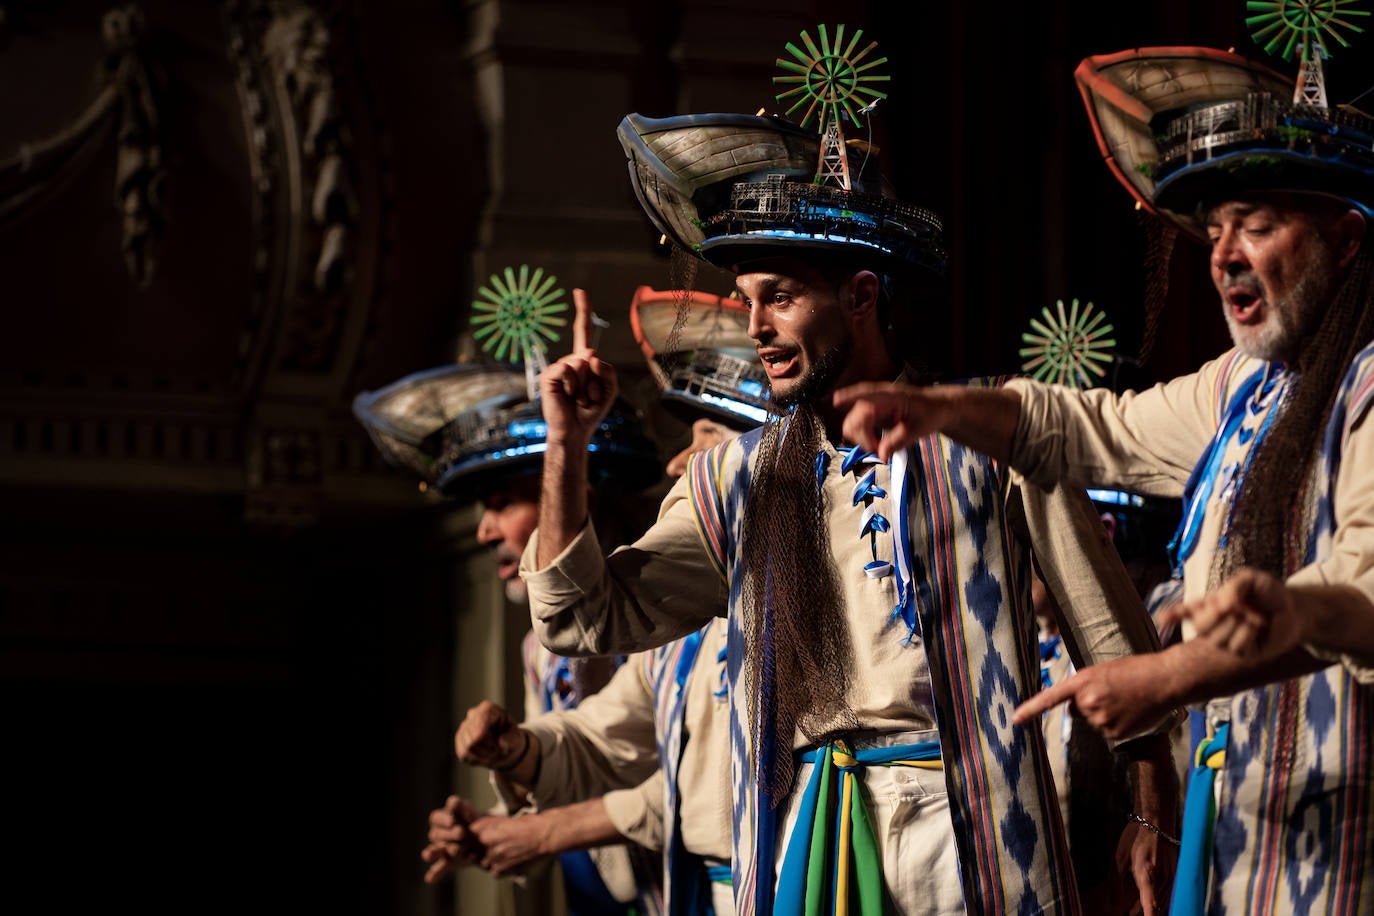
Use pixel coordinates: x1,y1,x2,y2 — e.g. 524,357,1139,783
521,100,1181,915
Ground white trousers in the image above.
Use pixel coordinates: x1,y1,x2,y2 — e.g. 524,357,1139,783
773,731,966,915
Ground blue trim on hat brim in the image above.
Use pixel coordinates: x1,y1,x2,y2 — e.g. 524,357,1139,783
659,390,769,430
1155,148,1374,219
699,232,947,279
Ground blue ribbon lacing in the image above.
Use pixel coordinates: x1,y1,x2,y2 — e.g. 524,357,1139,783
821,445,918,642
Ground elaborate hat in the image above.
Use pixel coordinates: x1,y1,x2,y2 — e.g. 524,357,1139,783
353,263,661,504
352,362,661,504
617,26,947,277
1077,43,1374,240
629,285,770,429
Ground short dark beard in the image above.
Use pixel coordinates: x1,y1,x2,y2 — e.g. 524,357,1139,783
771,335,853,408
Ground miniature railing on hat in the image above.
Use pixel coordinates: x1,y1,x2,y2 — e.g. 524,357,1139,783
1157,92,1374,174
705,174,948,272
664,349,771,425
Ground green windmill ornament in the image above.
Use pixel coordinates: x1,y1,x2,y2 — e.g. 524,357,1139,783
1020,298,1117,388
773,24,890,189
470,264,569,400
1247,0,1369,106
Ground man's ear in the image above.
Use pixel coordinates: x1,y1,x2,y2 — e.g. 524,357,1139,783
847,270,882,322
1332,208,1368,269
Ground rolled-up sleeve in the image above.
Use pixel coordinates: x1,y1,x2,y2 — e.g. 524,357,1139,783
602,773,666,851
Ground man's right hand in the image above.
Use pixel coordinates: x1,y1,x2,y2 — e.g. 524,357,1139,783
833,380,1021,466
420,795,485,884
833,382,952,461
539,288,618,448
454,700,525,770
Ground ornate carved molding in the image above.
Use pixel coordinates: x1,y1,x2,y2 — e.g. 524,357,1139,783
223,0,394,524
226,0,372,389
0,2,164,286
103,3,163,287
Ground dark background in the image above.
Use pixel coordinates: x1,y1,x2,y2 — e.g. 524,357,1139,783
2,1,1371,914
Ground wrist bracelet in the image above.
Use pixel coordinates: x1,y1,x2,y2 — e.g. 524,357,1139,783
494,729,532,774
1128,811,1181,847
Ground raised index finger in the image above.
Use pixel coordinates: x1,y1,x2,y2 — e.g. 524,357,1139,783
572,288,594,355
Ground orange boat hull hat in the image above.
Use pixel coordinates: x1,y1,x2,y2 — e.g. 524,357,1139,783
1076,46,1374,241
629,285,770,429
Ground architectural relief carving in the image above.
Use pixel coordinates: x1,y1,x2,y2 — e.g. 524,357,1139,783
102,3,163,287
224,0,284,390
263,0,358,371
0,2,163,287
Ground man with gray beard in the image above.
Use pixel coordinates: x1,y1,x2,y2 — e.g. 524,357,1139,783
836,47,1374,914
520,110,1181,915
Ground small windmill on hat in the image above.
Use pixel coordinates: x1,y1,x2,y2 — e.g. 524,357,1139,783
619,24,947,278
352,265,660,503
1076,0,1373,240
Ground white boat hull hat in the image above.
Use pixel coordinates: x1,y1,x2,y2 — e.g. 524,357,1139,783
1076,46,1374,240
617,112,947,279
352,362,661,503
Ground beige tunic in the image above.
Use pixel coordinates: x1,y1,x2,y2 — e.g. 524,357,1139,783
523,440,1176,747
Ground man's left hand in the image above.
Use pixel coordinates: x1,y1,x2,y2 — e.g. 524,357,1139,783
1118,820,1177,916
1158,567,1302,659
469,812,555,877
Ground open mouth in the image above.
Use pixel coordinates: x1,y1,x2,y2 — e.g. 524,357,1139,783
1226,286,1262,324
757,348,797,378
493,552,520,579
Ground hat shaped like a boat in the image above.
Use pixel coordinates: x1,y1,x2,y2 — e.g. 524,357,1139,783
352,362,661,504
629,285,769,430
353,264,660,504
618,26,947,278
1077,41,1374,240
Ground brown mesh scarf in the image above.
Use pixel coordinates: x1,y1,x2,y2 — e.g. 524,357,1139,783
738,404,860,807
1216,245,1374,582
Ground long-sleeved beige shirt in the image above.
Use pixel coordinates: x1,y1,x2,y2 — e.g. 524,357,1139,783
522,431,1177,748
493,636,659,903
1008,350,1374,680
494,619,733,864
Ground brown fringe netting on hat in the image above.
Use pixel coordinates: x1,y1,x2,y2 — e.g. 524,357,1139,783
1137,211,1178,371
661,245,701,377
